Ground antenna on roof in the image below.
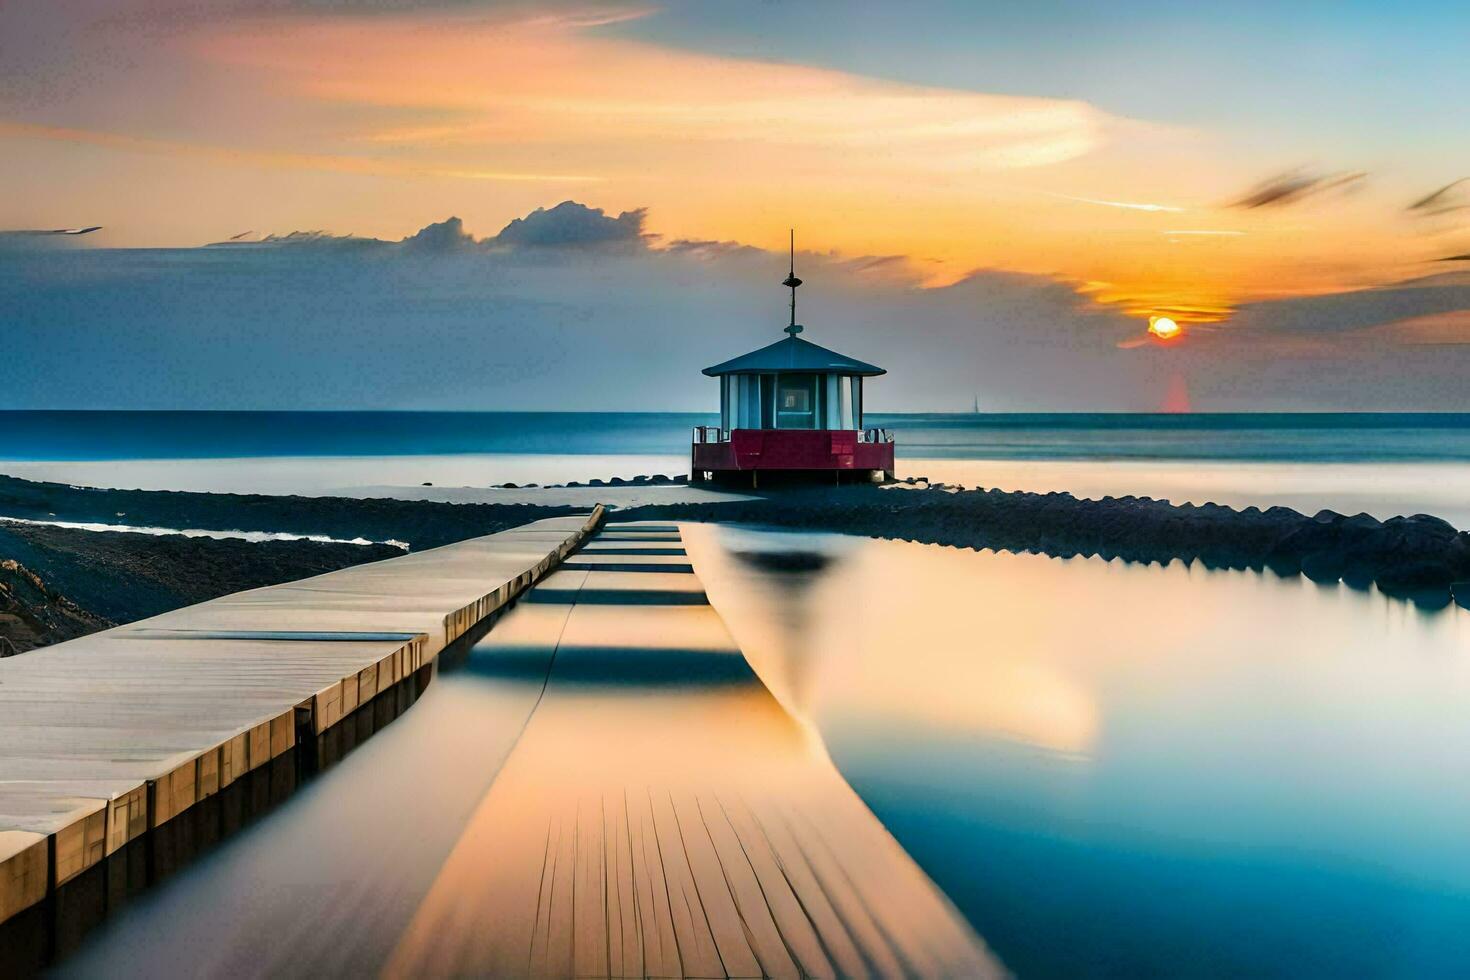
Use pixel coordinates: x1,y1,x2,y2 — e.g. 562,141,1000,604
782,228,803,337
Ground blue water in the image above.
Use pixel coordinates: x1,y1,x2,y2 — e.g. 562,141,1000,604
7,410,1470,462
702,528,1470,979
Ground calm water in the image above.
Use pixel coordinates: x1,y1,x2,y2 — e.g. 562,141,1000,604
694,527,1470,978
7,410,1470,462
5,410,1470,524
55,527,1470,978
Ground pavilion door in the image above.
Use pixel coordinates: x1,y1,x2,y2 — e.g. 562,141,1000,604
775,373,818,429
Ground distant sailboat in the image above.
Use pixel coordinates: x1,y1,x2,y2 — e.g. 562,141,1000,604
972,394,980,413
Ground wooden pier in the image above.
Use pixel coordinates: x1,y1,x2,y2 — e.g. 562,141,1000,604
385,521,1002,978
0,510,603,928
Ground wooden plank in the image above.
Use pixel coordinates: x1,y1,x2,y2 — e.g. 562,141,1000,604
0,831,47,924
726,795,868,978
571,798,609,978
535,813,577,978
313,682,342,736
357,662,379,705
106,786,148,855
700,792,829,977
54,805,107,886
197,746,221,800
247,722,271,772
340,675,360,716
604,792,642,979
219,734,248,790
659,789,764,978
625,788,681,978
150,757,198,828
269,711,294,759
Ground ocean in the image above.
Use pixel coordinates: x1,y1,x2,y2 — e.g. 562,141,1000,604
4,410,1470,524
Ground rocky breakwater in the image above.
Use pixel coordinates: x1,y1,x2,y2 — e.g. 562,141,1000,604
626,486,1470,607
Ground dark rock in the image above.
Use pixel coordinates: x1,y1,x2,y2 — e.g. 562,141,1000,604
1406,513,1457,536
0,557,111,654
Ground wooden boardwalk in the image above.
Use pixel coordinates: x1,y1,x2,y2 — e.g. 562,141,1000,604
385,522,1004,978
0,511,602,927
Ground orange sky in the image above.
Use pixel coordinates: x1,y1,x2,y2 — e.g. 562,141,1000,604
0,2,1463,327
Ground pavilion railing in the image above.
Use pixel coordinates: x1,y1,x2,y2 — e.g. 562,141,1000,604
694,425,891,444
692,425,727,444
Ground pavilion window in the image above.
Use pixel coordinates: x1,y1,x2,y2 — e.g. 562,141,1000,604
775,373,819,429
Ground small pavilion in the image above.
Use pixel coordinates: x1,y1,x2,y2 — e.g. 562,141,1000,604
691,236,895,484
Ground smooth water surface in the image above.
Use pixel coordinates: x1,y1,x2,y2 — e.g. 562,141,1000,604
6,411,1470,524
691,526,1470,978
8,411,1470,463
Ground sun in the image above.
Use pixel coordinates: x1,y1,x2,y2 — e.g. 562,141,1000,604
1148,315,1182,340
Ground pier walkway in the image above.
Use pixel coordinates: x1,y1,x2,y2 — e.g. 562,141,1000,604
4,515,1002,977
0,512,602,928
384,521,1001,978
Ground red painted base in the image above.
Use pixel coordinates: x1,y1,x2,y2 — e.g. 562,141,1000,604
691,429,894,478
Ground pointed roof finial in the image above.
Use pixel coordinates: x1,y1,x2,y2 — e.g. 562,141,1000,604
782,228,803,337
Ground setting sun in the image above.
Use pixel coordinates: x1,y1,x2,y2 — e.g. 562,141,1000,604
1148,315,1182,340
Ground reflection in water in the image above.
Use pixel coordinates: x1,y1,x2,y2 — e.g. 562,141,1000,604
688,525,1470,978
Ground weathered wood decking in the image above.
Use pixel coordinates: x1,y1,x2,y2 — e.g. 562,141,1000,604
0,511,602,927
385,522,1003,978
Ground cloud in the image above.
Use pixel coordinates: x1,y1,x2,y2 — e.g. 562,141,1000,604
1369,310,1470,346
49,0,649,27
489,201,649,250
0,226,102,236
1045,192,1184,213
0,121,603,185
196,203,643,253
661,238,764,260
401,215,477,252
0,227,103,251
1224,272,1470,336
4,203,1470,414
1409,178,1469,216
1229,169,1367,209
205,229,385,249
